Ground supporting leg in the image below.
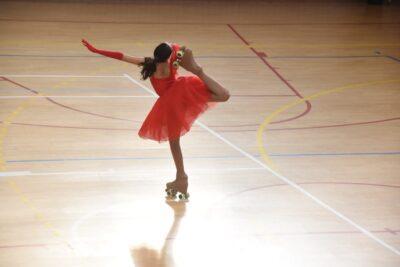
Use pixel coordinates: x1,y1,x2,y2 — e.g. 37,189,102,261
169,137,186,179
167,138,188,195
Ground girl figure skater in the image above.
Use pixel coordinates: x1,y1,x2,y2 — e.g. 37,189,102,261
82,39,230,200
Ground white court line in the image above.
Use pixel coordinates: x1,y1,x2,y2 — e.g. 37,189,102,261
123,74,156,95
0,171,31,177
0,95,154,99
0,74,124,78
123,73,400,256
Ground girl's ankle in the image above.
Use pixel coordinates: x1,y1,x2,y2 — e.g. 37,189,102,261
195,67,204,76
176,173,188,181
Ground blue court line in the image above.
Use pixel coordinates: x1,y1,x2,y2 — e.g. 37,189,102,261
6,151,400,163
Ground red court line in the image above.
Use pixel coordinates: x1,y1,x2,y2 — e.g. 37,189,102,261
268,117,400,131
259,228,400,236
270,101,312,124
0,117,400,132
1,77,141,123
226,24,312,124
0,121,137,131
1,77,299,126
215,116,400,131
227,181,400,199
1,116,399,133
227,24,303,98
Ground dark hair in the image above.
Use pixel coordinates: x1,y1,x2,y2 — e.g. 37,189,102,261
139,43,172,80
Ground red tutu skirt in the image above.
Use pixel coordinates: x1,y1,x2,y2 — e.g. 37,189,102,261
139,76,213,142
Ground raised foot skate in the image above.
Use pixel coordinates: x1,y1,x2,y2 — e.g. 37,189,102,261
178,48,203,76
165,180,189,201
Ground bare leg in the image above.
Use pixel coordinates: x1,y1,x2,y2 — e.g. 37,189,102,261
180,48,230,102
197,70,230,102
167,137,188,194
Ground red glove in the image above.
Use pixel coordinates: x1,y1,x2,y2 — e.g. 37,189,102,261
82,39,123,60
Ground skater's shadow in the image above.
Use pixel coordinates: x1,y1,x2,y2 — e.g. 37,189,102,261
130,200,187,267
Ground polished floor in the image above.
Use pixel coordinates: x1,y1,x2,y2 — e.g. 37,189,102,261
0,0,399,266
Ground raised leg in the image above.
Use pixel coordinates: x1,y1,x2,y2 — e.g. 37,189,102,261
180,48,230,102
197,70,230,102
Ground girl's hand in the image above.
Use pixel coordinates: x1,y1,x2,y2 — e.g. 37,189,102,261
82,39,98,53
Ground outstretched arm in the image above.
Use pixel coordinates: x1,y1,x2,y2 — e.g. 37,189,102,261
81,39,144,65
121,54,145,65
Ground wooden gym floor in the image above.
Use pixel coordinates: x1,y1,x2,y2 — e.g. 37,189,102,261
0,0,399,266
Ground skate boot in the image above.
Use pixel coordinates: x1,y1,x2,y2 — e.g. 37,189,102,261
165,178,189,200
178,47,203,76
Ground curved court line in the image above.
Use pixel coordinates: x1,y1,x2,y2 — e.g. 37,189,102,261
1,115,399,134
269,116,400,131
5,151,399,164
0,121,137,132
4,227,400,250
211,181,400,210
227,181,400,198
226,24,313,125
217,116,400,132
2,74,311,127
257,79,400,168
0,91,74,250
0,74,135,250
125,74,400,256
270,101,312,124
2,77,142,123
204,115,400,128
1,69,135,250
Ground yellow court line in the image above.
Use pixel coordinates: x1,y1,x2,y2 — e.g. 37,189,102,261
0,91,70,239
0,61,121,249
256,79,400,170
0,64,119,170
0,98,35,171
0,69,111,248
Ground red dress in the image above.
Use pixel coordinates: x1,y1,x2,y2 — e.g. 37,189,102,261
138,44,213,142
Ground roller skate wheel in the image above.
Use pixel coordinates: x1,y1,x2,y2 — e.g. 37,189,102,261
178,193,190,200
172,61,180,68
166,189,176,197
176,50,184,58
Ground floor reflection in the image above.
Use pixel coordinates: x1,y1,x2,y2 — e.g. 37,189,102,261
131,200,186,267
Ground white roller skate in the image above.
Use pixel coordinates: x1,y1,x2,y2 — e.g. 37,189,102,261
165,179,190,201
177,47,203,76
